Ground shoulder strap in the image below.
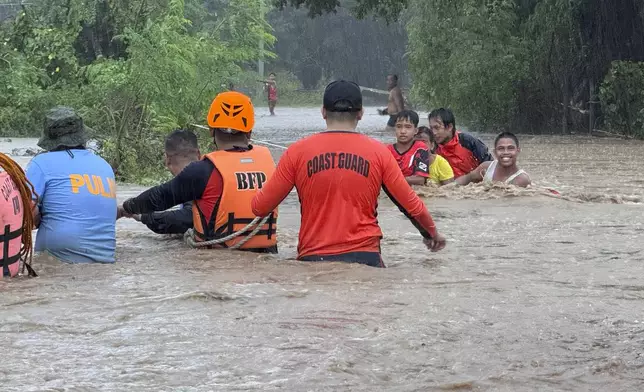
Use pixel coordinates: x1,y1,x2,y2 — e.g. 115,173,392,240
506,169,526,184
483,160,497,181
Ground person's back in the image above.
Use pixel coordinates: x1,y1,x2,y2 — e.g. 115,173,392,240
27,149,116,263
252,80,445,267
283,132,416,256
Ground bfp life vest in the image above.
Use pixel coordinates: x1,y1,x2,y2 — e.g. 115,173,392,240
192,146,278,249
0,172,24,278
435,131,481,178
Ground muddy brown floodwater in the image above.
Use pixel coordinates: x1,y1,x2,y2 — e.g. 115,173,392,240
1,108,643,391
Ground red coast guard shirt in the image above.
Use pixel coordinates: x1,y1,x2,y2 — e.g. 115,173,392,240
251,131,438,259
387,140,430,178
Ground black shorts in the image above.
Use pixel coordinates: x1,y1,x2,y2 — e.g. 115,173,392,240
387,115,397,127
299,251,385,268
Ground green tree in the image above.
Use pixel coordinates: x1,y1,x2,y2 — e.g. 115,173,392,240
271,0,408,23
0,0,274,182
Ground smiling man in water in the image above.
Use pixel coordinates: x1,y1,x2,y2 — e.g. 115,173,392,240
456,131,531,187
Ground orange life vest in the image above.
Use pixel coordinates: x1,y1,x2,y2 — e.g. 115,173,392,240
0,172,24,278
192,146,278,249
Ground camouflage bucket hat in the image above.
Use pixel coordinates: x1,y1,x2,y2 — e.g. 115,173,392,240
37,106,93,151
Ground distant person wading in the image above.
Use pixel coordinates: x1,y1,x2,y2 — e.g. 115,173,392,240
378,74,405,131
263,73,278,116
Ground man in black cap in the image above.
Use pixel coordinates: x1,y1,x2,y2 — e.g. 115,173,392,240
251,80,446,268
26,106,117,264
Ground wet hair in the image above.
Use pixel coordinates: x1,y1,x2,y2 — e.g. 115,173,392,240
388,74,398,82
428,108,456,134
165,129,199,159
395,110,419,127
417,126,435,143
0,153,37,272
417,126,437,152
494,131,519,148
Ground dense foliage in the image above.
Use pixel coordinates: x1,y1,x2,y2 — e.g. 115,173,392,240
271,0,407,23
273,0,644,138
599,61,644,139
406,0,644,137
0,0,274,182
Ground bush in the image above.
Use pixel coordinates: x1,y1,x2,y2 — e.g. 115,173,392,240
599,61,644,138
0,0,274,183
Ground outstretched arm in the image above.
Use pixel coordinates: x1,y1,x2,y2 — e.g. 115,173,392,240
140,202,194,234
122,160,211,215
252,150,296,216
439,178,455,186
381,153,437,239
455,162,487,185
406,176,427,186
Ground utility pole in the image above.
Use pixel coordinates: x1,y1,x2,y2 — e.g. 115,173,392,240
258,0,265,80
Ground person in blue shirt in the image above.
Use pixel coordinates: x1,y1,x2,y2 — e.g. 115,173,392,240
26,107,116,264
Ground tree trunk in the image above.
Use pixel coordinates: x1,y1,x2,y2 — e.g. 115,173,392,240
562,75,569,134
588,79,595,134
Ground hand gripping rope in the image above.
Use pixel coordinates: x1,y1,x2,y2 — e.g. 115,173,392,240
183,215,272,249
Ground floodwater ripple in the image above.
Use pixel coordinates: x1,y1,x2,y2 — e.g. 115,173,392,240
1,107,643,391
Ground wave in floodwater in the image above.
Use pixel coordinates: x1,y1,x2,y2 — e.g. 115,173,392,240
2,108,644,392
414,182,643,205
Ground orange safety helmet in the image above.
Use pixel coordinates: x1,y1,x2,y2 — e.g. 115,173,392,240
207,91,255,133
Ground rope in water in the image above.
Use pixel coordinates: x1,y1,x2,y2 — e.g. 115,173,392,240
183,215,271,249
